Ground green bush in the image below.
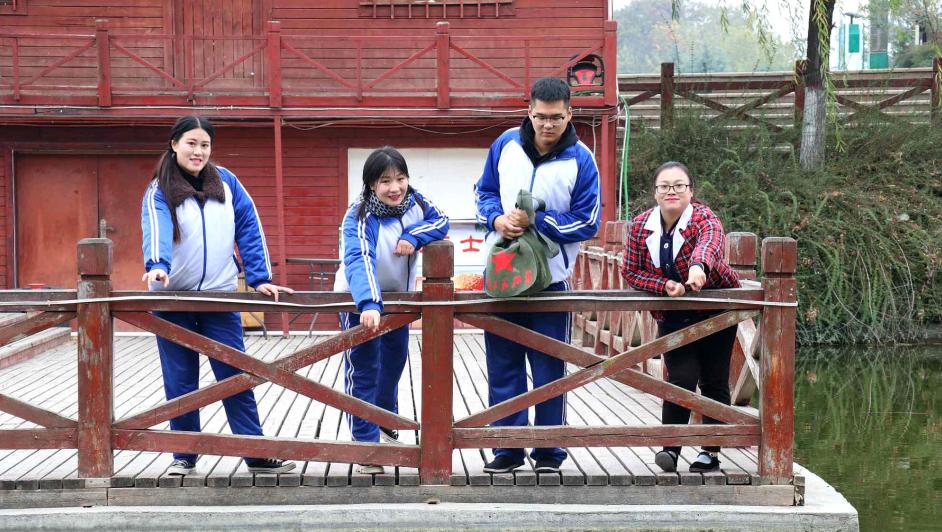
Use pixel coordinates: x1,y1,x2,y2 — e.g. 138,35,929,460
626,117,942,344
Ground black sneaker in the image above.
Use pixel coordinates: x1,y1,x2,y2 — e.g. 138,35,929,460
483,455,525,474
534,457,563,473
246,458,296,474
379,427,399,443
688,451,720,473
167,459,196,476
654,450,678,472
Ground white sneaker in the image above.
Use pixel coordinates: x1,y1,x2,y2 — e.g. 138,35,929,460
167,459,196,476
357,464,385,474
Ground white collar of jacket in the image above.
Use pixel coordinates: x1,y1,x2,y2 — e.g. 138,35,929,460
644,203,693,268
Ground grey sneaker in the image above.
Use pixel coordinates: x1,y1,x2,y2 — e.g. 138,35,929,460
167,459,196,476
357,464,385,474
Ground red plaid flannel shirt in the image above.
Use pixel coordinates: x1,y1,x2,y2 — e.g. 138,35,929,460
621,202,740,320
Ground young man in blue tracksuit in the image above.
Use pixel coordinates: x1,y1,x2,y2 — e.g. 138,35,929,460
475,77,601,473
141,115,295,476
334,146,449,475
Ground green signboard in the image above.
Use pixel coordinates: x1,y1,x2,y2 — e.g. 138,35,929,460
848,23,860,53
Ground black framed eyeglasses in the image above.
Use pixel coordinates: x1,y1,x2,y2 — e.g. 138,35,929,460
654,183,690,194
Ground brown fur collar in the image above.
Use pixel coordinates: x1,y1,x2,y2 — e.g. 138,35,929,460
164,164,226,210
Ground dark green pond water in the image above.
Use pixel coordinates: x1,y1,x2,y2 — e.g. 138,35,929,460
794,346,942,531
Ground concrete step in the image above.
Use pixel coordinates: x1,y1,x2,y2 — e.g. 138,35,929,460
0,326,71,370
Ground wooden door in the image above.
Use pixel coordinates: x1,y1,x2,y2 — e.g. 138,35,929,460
16,156,100,289
173,0,267,90
16,155,154,291
98,157,159,290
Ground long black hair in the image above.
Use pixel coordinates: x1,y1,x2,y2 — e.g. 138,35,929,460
355,146,425,220
153,115,221,241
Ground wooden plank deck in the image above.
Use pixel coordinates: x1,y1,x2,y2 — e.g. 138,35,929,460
0,334,800,507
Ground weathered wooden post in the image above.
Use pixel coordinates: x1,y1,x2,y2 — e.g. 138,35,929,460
267,21,282,108
76,238,114,479
96,20,112,107
436,21,451,109
603,20,618,107
660,62,674,129
727,232,757,281
419,240,454,484
727,232,758,404
758,237,797,484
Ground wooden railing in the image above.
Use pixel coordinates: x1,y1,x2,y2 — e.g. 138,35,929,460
0,234,796,486
620,59,942,129
572,225,769,408
0,20,618,113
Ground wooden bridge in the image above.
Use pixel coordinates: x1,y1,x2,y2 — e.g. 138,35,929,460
0,235,799,509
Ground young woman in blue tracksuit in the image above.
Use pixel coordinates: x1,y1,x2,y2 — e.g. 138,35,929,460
334,146,449,474
140,115,296,476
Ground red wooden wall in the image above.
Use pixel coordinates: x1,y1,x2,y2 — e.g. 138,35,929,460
0,118,601,298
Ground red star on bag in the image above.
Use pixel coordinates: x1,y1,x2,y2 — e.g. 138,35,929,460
491,250,516,273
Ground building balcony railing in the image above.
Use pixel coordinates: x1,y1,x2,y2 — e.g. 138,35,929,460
0,20,618,117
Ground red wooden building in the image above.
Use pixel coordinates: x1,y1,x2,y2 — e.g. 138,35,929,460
0,1,619,329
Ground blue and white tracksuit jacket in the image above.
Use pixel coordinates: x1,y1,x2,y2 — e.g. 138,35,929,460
334,192,449,442
476,127,602,282
475,127,601,463
141,165,273,291
140,166,273,461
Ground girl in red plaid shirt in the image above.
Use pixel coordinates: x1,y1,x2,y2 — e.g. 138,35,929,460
621,161,740,474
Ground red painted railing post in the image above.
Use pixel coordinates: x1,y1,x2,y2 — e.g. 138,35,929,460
931,55,941,125
794,60,806,129
96,20,112,107
436,21,450,109
76,238,114,479
419,241,454,484
12,39,20,101
603,20,618,107
660,62,674,129
267,21,282,109
758,237,797,484
726,232,757,281
726,232,758,401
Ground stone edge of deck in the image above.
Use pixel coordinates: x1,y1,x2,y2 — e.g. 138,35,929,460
0,472,858,532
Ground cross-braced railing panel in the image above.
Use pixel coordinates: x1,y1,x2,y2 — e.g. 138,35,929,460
458,313,757,426
0,309,78,450
114,311,420,432
454,310,760,432
113,313,417,430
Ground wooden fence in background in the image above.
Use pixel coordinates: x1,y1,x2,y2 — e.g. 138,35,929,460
619,59,942,130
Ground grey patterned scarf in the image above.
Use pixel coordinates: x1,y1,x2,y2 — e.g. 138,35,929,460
365,192,413,218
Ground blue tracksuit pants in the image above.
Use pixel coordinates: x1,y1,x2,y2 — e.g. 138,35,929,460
484,280,570,463
340,312,410,442
154,311,264,463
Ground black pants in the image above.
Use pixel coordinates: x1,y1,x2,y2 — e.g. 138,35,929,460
658,319,737,454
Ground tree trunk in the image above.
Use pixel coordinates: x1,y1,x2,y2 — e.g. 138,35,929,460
799,0,836,170
800,86,826,169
